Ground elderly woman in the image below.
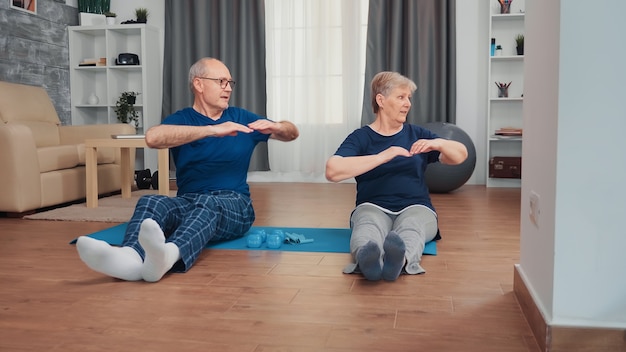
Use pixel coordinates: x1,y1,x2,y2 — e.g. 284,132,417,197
325,71,467,281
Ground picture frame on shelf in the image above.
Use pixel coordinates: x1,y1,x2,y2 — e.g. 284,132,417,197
10,0,37,14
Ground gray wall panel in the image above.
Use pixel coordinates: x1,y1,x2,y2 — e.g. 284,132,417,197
0,0,78,125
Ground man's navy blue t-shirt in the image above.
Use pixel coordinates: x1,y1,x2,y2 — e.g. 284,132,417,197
163,107,270,197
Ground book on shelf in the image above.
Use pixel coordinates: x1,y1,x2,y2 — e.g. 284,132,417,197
79,57,107,66
494,127,522,136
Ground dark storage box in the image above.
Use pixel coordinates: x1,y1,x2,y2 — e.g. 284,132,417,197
489,157,522,179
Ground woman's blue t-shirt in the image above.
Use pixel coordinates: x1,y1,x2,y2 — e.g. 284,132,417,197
334,124,440,212
162,107,270,197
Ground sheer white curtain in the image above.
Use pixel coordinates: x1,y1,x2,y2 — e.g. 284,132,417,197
248,0,368,183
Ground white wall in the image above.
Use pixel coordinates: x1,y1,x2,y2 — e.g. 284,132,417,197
518,0,559,323
553,0,626,327
520,0,626,328
455,0,488,185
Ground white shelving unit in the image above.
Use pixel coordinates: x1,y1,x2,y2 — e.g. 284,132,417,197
487,2,525,187
68,24,162,171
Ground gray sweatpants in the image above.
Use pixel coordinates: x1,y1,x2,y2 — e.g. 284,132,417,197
346,203,438,275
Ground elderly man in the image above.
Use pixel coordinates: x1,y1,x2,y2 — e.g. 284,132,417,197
76,57,299,282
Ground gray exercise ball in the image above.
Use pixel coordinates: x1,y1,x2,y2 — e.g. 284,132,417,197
421,122,476,193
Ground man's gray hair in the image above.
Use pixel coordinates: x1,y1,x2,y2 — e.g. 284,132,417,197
188,57,217,92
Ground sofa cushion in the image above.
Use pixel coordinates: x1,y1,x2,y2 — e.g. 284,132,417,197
37,145,80,173
0,81,61,125
10,121,61,147
76,143,116,165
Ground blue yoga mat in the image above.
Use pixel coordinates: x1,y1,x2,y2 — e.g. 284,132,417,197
70,223,437,255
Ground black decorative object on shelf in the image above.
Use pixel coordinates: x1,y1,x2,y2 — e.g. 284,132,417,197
115,53,139,65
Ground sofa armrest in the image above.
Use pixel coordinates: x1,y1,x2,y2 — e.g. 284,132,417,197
59,124,137,165
0,124,42,212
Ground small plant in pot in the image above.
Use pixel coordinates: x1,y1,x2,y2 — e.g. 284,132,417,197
104,11,116,25
515,34,524,55
135,7,149,23
114,91,140,127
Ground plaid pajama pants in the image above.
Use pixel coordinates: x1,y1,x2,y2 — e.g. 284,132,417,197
121,191,255,272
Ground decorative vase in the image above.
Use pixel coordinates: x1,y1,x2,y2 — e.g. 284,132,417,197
516,45,524,55
79,12,106,26
87,92,99,105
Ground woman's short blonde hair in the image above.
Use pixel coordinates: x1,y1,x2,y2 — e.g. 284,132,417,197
370,71,417,113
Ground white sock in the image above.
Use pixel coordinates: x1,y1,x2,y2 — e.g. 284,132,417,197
138,218,181,282
76,236,143,281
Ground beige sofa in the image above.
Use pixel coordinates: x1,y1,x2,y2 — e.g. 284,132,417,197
0,81,136,214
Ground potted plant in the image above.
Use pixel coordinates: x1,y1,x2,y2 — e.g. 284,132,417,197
114,91,140,127
515,34,524,55
104,11,116,25
78,0,110,14
77,0,110,25
135,7,149,23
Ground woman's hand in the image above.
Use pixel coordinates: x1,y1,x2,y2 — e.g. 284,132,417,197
410,138,468,165
409,139,441,155
380,146,412,162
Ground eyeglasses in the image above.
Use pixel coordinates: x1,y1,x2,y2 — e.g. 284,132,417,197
196,77,236,89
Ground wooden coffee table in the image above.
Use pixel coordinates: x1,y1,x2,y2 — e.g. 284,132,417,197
85,138,170,208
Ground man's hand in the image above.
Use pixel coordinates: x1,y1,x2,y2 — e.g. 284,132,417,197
247,119,278,135
248,120,299,141
212,121,254,137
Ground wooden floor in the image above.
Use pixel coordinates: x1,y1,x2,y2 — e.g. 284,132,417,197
0,183,539,352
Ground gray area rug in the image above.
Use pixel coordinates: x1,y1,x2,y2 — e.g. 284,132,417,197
23,190,176,222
